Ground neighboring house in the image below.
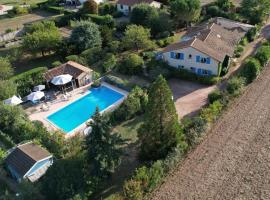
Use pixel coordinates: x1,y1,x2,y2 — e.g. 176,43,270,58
116,0,161,15
66,0,105,6
0,5,13,15
162,20,251,76
45,61,93,88
5,142,53,183
213,17,255,32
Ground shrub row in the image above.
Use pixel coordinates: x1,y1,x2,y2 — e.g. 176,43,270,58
82,14,115,28
11,67,47,97
169,67,220,85
103,75,135,91
109,87,148,125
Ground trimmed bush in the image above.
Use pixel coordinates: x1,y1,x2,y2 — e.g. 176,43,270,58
246,27,258,42
103,75,134,91
170,67,220,85
200,101,223,123
123,179,143,200
119,54,144,75
102,53,117,72
91,80,101,88
241,58,262,83
234,46,244,58
81,47,102,65
255,45,270,66
52,61,62,68
66,55,87,65
45,6,65,14
110,87,148,124
183,117,207,146
208,90,222,104
99,3,116,15
226,76,245,96
83,14,115,28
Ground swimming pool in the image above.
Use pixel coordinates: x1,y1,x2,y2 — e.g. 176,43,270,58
47,86,125,133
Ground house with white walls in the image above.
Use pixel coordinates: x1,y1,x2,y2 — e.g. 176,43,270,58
116,0,161,15
66,0,105,7
162,21,250,76
0,5,13,16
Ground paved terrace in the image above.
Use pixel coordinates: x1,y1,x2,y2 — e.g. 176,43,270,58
26,83,128,138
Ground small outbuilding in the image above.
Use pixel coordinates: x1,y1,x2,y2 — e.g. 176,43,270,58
5,142,53,182
44,61,93,89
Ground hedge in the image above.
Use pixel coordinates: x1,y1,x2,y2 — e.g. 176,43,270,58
103,75,134,91
11,67,47,97
82,14,115,28
169,67,220,85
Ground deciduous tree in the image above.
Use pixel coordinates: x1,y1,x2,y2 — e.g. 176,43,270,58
122,25,155,51
22,21,62,56
81,0,98,14
70,20,102,52
170,0,201,26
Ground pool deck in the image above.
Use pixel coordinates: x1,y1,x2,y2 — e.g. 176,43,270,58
26,82,128,138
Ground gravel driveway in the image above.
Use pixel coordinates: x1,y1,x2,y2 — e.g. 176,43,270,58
151,65,270,200
169,79,216,118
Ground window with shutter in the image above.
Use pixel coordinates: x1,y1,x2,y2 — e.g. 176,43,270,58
196,55,200,62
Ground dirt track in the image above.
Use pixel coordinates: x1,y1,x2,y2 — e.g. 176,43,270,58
150,65,270,200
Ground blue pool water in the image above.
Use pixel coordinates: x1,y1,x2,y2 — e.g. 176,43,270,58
47,86,124,133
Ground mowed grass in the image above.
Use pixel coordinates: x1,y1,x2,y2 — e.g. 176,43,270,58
97,116,143,199
0,46,61,75
0,0,47,5
112,116,144,144
0,10,56,33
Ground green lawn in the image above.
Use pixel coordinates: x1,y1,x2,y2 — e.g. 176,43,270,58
96,116,143,199
13,54,61,75
0,46,61,75
112,116,143,144
0,0,47,5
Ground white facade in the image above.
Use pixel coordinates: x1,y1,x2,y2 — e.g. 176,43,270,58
163,47,220,76
117,1,161,15
116,4,131,15
0,5,13,16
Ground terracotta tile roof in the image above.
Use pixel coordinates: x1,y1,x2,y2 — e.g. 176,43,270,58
44,61,92,81
117,0,156,6
5,142,51,177
163,22,245,62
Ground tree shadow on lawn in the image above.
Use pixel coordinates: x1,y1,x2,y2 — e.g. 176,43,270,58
94,141,142,200
94,117,144,199
13,54,61,75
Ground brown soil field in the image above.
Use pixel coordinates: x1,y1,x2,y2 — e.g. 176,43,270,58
150,64,270,200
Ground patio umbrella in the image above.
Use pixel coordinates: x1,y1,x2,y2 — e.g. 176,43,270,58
4,95,23,105
33,85,46,92
51,74,73,86
27,91,45,102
